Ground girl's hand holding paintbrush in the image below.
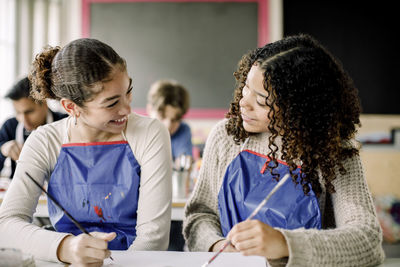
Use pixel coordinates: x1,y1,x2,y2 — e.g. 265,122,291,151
25,171,116,266
210,220,289,260
204,173,290,266
58,232,116,266
210,239,238,253
227,220,289,259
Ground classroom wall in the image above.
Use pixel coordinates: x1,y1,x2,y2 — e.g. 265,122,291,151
0,0,282,124
282,2,400,199
359,115,400,198
0,0,82,126
87,1,262,109
283,1,399,114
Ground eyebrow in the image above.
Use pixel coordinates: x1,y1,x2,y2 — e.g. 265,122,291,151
100,78,132,104
18,108,35,114
245,82,268,98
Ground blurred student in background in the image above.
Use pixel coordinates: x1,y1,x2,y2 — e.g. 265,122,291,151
147,79,193,251
0,77,67,178
147,79,193,166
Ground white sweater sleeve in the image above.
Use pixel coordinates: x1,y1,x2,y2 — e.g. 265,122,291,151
126,114,172,251
0,119,70,262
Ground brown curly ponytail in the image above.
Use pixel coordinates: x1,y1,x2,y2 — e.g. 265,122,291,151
29,45,60,101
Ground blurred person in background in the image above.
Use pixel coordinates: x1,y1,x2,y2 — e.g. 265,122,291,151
147,79,193,251
0,77,67,178
147,79,193,166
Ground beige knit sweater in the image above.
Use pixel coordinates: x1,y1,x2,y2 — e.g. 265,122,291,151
183,119,385,266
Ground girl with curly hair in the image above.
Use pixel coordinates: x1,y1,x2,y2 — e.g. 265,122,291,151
183,34,385,266
0,38,172,266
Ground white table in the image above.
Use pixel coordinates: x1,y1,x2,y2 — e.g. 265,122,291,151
34,251,265,267
33,253,400,267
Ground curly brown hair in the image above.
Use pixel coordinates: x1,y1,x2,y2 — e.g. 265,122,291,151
226,34,361,196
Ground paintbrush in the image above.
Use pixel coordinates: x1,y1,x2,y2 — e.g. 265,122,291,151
25,172,114,261
201,173,291,267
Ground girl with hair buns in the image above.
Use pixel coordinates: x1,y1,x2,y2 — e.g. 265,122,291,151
0,38,172,266
183,34,385,266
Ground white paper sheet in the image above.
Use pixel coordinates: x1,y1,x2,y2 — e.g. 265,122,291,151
103,251,266,267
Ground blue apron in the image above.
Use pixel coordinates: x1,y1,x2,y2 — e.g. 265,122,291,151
48,130,140,250
218,145,321,236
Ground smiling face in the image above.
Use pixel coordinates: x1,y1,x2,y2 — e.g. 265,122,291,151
239,64,271,133
75,69,133,139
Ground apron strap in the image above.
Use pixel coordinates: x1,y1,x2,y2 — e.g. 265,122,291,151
260,159,270,174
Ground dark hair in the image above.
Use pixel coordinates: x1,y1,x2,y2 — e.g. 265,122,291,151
29,38,127,107
5,77,31,101
148,79,190,119
226,34,361,196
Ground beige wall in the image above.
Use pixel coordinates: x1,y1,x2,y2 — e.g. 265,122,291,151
359,114,400,198
359,114,400,136
361,149,400,198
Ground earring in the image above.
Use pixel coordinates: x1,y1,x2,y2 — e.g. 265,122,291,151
74,115,77,125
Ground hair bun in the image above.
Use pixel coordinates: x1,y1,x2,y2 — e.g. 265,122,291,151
29,45,60,100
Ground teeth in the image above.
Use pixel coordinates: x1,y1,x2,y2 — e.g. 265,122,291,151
115,117,126,122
